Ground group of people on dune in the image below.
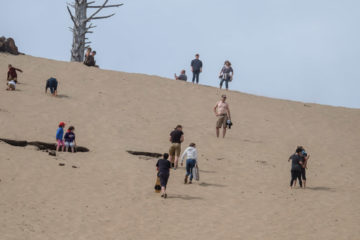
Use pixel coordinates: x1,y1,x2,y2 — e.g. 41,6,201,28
175,54,234,90
156,94,232,198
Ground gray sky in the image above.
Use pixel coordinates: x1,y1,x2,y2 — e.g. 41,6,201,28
2,0,359,108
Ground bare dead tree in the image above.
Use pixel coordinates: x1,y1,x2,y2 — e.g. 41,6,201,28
67,0,123,62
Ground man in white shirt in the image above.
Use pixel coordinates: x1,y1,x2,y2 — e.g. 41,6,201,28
180,143,198,184
214,94,231,138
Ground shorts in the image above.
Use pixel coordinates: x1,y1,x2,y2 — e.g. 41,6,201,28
169,143,181,157
216,114,228,128
50,87,57,94
158,172,169,187
57,139,65,146
301,168,306,180
65,141,75,147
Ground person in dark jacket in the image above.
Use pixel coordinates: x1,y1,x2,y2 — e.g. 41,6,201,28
45,77,58,96
190,54,203,84
156,153,171,198
288,146,304,188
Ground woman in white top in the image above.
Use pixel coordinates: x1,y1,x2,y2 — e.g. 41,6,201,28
180,143,198,184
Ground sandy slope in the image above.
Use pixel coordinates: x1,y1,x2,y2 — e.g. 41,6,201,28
0,53,359,240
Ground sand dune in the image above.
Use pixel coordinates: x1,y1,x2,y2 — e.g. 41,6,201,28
0,53,359,240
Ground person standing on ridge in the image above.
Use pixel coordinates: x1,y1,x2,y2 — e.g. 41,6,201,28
190,54,203,84
219,60,234,90
214,95,231,138
169,125,184,169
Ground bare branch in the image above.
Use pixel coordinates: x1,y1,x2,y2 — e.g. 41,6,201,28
85,42,92,45
86,31,94,34
87,1,96,6
85,0,109,22
67,6,78,27
88,4,123,8
86,23,97,30
91,13,115,20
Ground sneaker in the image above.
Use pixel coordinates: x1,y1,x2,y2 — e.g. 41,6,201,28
184,176,188,184
164,193,167,198
189,181,192,184
161,194,164,198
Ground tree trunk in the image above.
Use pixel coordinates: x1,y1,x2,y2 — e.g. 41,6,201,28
68,0,123,62
70,0,87,62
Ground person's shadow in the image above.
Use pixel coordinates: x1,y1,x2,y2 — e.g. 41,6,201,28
56,94,70,99
166,194,203,200
306,186,335,192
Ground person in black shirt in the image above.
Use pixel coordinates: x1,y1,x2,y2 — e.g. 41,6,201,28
45,77,58,96
190,54,203,84
288,146,304,188
169,125,184,170
156,153,171,198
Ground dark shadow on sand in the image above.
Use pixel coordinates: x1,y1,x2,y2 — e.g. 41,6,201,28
56,94,70,98
199,169,216,173
199,182,226,188
166,194,203,200
306,186,335,192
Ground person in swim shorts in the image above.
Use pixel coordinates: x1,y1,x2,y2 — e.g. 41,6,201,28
169,125,184,170
214,94,231,138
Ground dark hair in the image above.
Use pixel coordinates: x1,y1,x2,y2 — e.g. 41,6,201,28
296,146,304,153
175,124,182,129
195,54,199,57
189,143,196,147
68,126,75,131
163,153,169,159
224,60,231,66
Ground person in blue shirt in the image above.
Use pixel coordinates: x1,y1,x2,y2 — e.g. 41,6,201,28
56,122,65,152
64,126,76,153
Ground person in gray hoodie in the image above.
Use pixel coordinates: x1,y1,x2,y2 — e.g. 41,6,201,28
180,143,198,184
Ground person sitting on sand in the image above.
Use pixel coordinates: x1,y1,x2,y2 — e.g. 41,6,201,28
7,64,23,83
156,153,171,198
56,122,65,152
84,51,98,67
64,126,76,153
180,143,198,184
214,94,231,138
169,125,184,170
6,80,16,91
45,77,58,96
174,70,187,81
288,146,304,188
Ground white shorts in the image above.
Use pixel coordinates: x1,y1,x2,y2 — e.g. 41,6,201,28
65,141,75,147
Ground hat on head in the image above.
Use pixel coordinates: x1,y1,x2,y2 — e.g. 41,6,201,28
59,122,65,127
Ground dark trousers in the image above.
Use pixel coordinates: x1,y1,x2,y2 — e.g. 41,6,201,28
192,71,200,84
220,79,229,89
290,170,302,187
185,159,196,180
158,172,169,188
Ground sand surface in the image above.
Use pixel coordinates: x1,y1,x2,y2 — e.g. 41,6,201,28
1,53,359,240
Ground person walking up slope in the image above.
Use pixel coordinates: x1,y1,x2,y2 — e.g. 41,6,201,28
156,153,171,198
169,125,184,169
180,143,198,184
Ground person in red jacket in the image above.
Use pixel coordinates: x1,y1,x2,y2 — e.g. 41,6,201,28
7,64,23,83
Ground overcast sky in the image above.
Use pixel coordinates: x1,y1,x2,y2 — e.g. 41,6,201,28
2,0,359,108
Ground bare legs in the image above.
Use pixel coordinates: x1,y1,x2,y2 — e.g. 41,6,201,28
216,127,227,138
